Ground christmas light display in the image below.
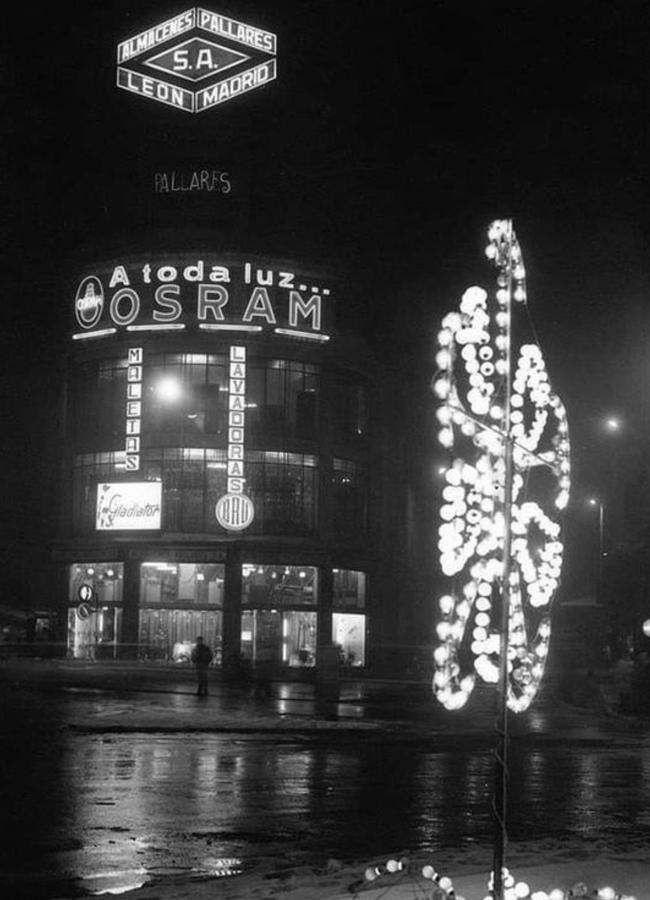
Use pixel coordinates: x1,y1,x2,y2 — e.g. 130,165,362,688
432,220,571,713
356,856,636,900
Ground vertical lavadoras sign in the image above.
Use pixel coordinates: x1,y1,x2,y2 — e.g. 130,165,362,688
116,8,277,112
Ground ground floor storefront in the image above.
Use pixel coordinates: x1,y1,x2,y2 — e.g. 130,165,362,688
55,544,369,676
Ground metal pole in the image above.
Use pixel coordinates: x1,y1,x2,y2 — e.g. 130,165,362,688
599,501,604,577
492,220,515,900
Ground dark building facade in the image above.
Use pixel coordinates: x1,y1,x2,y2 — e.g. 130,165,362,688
53,244,413,675
48,8,429,678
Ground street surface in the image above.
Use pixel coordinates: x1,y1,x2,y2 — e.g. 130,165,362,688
1,660,649,899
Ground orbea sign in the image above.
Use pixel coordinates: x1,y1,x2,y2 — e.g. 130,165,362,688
96,482,162,531
116,9,277,113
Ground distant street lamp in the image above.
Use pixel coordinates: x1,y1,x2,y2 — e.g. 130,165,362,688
604,416,621,432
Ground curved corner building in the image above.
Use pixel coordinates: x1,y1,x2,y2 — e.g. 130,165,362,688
55,246,399,675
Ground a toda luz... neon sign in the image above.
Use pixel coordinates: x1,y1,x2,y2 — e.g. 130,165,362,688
73,260,331,342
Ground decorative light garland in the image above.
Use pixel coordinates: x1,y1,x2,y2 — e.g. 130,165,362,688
356,857,636,900
432,220,571,712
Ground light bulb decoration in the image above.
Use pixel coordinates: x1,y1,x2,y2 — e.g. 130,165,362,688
351,857,634,900
433,220,571,713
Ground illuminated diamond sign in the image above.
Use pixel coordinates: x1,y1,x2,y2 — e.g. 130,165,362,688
116,8,277,113
146,38,250,82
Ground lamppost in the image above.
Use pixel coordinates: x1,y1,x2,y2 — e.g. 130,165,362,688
588,497,605,583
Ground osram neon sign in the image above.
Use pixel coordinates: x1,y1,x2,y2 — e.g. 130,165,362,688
116,8,277,113
71,258,332,343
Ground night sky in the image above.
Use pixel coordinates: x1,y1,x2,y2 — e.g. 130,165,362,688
3,0,650,603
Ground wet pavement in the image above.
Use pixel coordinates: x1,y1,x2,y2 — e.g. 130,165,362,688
2,659,650,899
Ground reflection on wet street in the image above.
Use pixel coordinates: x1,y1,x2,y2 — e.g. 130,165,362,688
2,687,650,897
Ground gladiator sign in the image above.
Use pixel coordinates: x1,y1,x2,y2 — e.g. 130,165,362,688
116,9,277,113
215,346,255,532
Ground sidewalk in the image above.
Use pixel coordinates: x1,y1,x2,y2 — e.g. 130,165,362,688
0,656,495,740
3,656,649,743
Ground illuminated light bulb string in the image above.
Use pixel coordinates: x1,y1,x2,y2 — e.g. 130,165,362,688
352,856,635,900
434,219,570,900
432,219,570,714
341,224,630,900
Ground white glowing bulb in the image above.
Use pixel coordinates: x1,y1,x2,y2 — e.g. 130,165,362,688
156,376,182,401
439,594,455,615
597,889,617,900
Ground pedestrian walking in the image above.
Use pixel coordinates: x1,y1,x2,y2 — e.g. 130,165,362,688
191,636,213,697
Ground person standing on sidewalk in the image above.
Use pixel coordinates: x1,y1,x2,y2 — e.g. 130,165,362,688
191,636,213,697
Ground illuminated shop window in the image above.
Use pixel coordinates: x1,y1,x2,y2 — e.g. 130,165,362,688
333,569,367,609
331,375,368,442
67,563,124,660
72,358,128,451
139,562,224,606
241,609,317,668
332,612,366,667
139,608,223,665
246,359,319,444
331,458,368,534
246,452,318,534
241,564,318,607
143,352,229,444
138,563,225,664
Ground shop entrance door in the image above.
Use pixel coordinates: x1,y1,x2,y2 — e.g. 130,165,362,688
67,607,121,660
241,610,283,665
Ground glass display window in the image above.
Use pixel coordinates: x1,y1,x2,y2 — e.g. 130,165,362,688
333,569,367,609
332,612,366,667
67,605,122,660
140,562,224,606
69,562,124,606
241,564,318,607
67,563,125,659
240,609,317,668
138,608,222,664
282,610,317,666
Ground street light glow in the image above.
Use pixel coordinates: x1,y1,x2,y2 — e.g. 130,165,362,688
156,376,183,402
